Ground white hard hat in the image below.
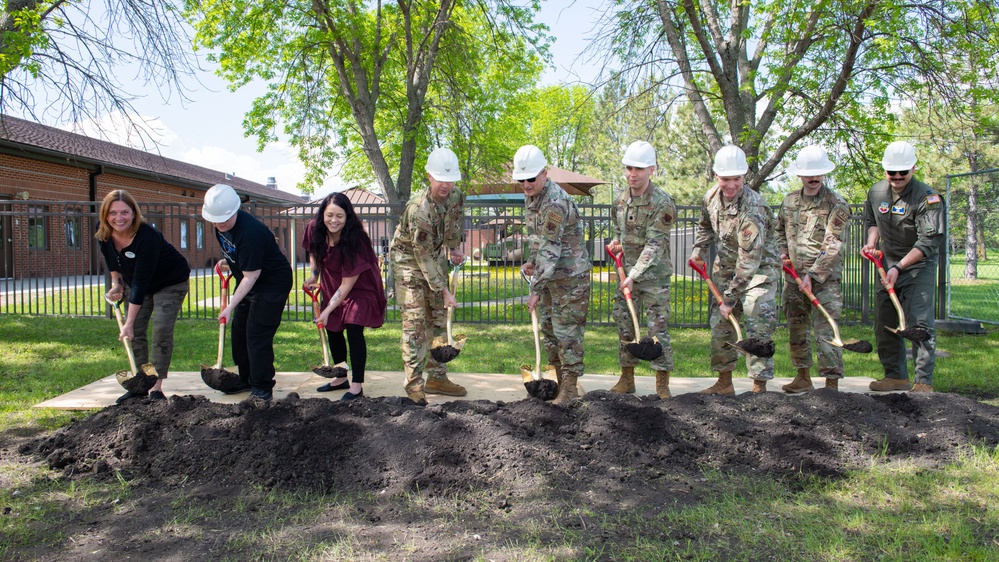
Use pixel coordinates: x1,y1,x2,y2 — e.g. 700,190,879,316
512,145,547,180
425,147,462,182
622,141,656,168
202,184,241,222
788,145,836,176
712,145,749,177
882,141,917,171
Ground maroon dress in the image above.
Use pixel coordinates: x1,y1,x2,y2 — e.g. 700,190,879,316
303,221,387,331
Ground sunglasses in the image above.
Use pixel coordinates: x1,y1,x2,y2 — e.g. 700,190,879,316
886,169,910,177
517,176,537,183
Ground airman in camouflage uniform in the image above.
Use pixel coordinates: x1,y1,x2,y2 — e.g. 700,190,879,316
862,141,945,393
691,146,780,395
515,145,591,405
607,141,676,399
390,148,466,405
424,188,467,393
775,145,851,393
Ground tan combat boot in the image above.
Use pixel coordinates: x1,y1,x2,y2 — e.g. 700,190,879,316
425,377,467,396
825,378,839,391
752,379,767,393
869,377,912,391
553,364,564,387
699,370,734,396
655,370,671,399
782,367,814,394
910,383,934,393
553,373,579,405
610,366,636,394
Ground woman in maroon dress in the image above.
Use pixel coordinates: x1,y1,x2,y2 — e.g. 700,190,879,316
303,192,387,400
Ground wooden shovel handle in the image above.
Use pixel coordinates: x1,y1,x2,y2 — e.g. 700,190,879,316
531,308,542,379
782,259,844,343
303,283,331,367
605,244,642,341
108,298,139,376
861,249,908,331
688,258,742,341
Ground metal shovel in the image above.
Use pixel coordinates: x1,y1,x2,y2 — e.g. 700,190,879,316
688,258,775,358
200,262,242,391
860,249,931,342
521,307,559,400
106,295,158,394
303,283,348,378
605,244,663,361
781,260,873,353
430,258,467,363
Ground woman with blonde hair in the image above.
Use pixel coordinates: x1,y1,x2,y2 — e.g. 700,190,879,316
97,190,191,404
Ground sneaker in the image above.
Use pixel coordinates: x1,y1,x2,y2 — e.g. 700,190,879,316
869,377,912,391
222,381,252,395
407,389,428,406
425,378,467,396
115,390,148,405
910,383,934,393
248,389,273,401
149,390,166,401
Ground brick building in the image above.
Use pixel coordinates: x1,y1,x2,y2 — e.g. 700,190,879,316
0,116,306,279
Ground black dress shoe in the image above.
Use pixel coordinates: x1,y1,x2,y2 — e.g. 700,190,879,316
317,380,350,392
341,390,363,401
116,390,148,405
149,390,166,401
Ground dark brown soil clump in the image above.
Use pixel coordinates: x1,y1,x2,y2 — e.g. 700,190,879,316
524,378,558,400
735,337,776,357
843,339,875,353
312,365,347,378
428,344,461,363
199,367,241,391
21,389,999,495
625,336,663,360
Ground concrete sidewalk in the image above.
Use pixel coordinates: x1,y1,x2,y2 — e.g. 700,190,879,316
35,370,891,410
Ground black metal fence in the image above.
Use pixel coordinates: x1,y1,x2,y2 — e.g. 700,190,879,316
0,199,876,327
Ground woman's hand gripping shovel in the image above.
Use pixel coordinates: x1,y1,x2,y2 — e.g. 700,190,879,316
429,258,467,363
519,270,558,400
605,244,663,360
860,249,931,342
782,259,873,353
688,258,775,358
303,283,348,378
200,262,243,391
106,295,158,395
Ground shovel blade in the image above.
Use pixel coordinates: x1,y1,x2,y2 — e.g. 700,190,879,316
313,361,348,378
625,337,663,361
524,378,558,400
727,337,775,358
117,368,157,394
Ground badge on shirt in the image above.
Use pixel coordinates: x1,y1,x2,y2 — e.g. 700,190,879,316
416,229,429,243
662,212,673,226
543,211,563,236
878,202,890,214
124,251,136,259
891,202,907,215
926,194,941,205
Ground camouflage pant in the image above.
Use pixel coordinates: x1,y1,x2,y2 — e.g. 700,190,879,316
709,278,777,379
123,280,189,379
875,262,936,385
612,277,674,371
537,273,590,378
394,264,448,392
783,278,843,377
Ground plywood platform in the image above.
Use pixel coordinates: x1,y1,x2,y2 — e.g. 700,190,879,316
35,371,891,410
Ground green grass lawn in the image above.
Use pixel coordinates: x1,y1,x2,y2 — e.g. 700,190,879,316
2,314,999,560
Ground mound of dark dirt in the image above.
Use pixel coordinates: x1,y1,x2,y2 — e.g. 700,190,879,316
20,389,999,498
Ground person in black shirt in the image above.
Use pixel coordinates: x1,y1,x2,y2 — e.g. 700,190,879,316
97,190,191,404
203,184,293,401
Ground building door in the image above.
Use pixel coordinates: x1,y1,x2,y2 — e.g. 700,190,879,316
0,197,11,278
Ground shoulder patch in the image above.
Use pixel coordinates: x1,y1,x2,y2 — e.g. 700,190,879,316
662,211,674,227
416,229,430,244
740,223,759,242
543,211,563,236
926,194,941,205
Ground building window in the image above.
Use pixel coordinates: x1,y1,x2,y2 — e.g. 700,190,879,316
65,215,81,249
195,222,204,249
179,219,189,249
28,206,47,250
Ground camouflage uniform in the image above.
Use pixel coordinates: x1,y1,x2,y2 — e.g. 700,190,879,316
862,177,945,385
775,185,851,378
389,188,464,393
611,181,676,371
525,178,591,380
691,185,780,379
425,188,466,382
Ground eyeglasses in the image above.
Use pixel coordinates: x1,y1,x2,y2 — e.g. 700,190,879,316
886,169,910,177
517,177,537,184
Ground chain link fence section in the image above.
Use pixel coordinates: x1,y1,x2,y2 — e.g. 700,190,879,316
945,168,999,325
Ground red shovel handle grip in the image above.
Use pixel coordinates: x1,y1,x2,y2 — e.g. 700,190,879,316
688,258,726,304
860,248,884,270
605,244,625,270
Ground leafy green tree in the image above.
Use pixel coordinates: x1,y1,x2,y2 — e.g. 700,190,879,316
1,1,198,143
186,0,548,203
597,0,999,191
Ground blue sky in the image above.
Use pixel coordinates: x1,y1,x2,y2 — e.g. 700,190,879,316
67,0,607,199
